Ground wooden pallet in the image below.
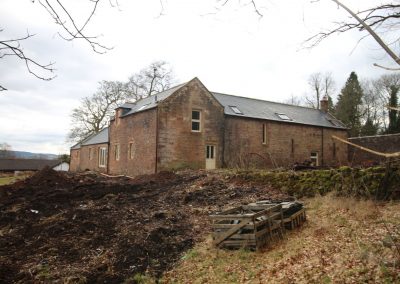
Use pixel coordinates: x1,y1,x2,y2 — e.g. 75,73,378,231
210,204,284,250
283,208,306,230
253,201,307,230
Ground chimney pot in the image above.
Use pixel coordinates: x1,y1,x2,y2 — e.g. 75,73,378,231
320,95,329,112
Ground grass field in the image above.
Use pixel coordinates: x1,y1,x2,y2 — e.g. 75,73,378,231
163,194,400,283
0,175,29,186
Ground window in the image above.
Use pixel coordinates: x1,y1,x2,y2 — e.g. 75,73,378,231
138,104,149,111
206,145,215,159
191,110,201,132
333,143,336,158
114,144,120,161
75,151,79,157
276,113,291,121
129,142,135,159
230,106,243,114
89,148,93,160
291,139,294,154
98,147,107,168
262,124,267,144
310,152,318,166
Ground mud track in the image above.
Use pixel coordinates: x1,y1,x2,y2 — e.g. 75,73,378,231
0,168,289,282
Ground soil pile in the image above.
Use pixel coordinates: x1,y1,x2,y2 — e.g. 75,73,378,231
0,168,288,282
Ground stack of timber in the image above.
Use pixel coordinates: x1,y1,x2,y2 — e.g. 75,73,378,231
281,201,306,230
210,201,306,250
250,200,306,230
210,204,284,250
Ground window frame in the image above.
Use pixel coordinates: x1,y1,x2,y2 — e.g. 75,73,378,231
89,148,93,160
98,147,107,168
291,139,294,154
230,106,243,115
276,113,291,121
191,110,201,132
138,104,149,111
333,142,336,158
129,142,134,160
262,123,267,145
310,152,319,166
206,145,215,159
114,144,120,161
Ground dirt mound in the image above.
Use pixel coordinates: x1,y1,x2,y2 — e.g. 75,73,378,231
0,170,289,282
7,166,73,191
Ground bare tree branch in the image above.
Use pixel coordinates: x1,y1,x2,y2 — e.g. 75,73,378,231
305,1,400,67
36,0,113,54
0,29,56,91
373,63,400,71
1,1,117,91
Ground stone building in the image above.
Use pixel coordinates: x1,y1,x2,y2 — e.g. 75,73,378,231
70,78,348,175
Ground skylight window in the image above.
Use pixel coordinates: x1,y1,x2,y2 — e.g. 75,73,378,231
276,113,291,121
230,106,243,114
138,104,149,111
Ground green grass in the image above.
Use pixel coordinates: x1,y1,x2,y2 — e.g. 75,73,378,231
0,175,30,186
0,176,16,186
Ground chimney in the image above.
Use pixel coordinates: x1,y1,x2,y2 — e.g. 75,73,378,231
320,95,329,112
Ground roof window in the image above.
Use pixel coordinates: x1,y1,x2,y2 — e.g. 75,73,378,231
138,104,149,111
276,113,291,121
230,106,243,114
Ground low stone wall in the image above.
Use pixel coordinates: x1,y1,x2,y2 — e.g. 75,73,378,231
348,134,400,166
233,166,400,199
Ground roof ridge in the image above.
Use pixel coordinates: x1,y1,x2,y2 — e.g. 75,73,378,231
212,91,322,112
124,82,187,105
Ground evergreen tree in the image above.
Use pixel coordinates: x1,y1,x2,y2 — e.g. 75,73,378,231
387,85,399,134
335,72,364,137
360,117,379,136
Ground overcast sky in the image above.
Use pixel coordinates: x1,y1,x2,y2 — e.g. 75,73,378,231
0,0,394,154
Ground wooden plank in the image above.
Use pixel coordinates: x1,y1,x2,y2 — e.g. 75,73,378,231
212,224,255,230
210,215,255,220
332,135,400,158
212,218,252,247
289,208,305,218
387,105,400,111
242,205,275,211
221,240,256,245
228,233,256,240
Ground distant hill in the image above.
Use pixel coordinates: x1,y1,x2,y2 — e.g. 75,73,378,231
6,151,59,160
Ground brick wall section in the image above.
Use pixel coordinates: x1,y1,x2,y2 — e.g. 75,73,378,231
157,79,225,171
108,108,157,176
69,149,80,171
223,116,348,168
78,144,108,173
348,134,400,166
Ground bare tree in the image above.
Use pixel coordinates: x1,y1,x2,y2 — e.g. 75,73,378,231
282,94,303,106
0,142,14,158
305,72,335,109
306,1,400,70
372,73,400,131
68,61,177,143
360,79,381,135
125,61,175,101
1,0,116,91
68,80,126,142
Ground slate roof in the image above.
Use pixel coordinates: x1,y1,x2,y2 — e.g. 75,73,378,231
212,92,346,129
70,127,109,149
0,159,62,171
116,81,345,129
81,127,109,146
120,84,186,117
